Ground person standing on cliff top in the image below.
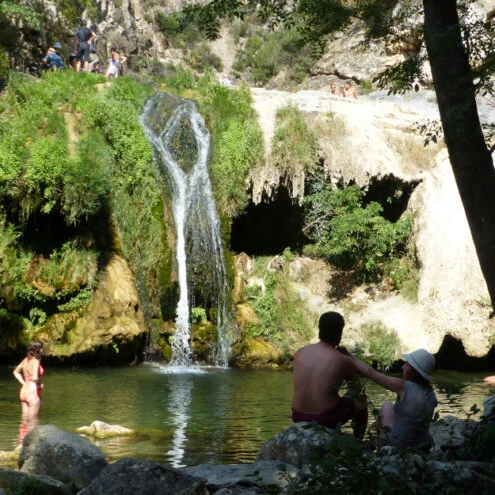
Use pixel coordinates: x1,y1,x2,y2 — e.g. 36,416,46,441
292,311,368,438
74,19,96,72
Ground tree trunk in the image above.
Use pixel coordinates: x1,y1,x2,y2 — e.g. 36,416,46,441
423,0,495,312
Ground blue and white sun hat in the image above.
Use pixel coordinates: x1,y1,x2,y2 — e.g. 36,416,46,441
402,348,435,381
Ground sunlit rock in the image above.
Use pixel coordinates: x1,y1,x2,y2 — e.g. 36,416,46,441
76,421,135,439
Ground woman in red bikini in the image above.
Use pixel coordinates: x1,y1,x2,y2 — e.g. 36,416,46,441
13,341,44,440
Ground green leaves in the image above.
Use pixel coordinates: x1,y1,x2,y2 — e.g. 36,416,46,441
303,184,413,281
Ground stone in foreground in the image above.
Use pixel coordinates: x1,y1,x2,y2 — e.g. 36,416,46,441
78,458,207,495
256,422,340,468
0,467,72,495
18,425,107,492
183,460,298,493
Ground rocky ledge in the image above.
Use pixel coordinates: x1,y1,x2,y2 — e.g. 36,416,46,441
0,417,494,494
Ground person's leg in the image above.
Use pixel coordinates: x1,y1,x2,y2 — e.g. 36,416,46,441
377,401,395,446
28,396,41,420
352,401,368,440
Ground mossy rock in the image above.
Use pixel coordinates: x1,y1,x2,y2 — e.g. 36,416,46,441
191,322,218,362
232,337,284,368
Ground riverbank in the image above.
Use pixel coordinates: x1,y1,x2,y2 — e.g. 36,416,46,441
1,415,494,494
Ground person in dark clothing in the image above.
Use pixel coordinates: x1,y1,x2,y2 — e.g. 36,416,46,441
74,19,96,72
42,48,64,69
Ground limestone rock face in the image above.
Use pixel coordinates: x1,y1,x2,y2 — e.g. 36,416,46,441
249,86,494,358
18,425,108,492
39,254,146,361
78,458,207,495
312,20,405,83
409,153,495,356
0,468,72,495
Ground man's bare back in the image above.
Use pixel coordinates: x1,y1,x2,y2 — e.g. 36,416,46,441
292,341,357,414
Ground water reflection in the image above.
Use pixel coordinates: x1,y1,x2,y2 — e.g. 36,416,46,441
0,367,493,465
165,374,194,467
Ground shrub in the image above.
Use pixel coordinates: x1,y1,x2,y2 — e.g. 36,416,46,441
303,184,413,281
199,81,264,219
361,322,402,371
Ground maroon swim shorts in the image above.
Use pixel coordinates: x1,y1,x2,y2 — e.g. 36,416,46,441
291,396,356,428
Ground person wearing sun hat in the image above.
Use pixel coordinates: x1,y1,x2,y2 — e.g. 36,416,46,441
349,347,438,450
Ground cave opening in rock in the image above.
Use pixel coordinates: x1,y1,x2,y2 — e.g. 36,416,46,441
363,174,421,222
18,208,112,258
435,334,495,372
231,186,307,255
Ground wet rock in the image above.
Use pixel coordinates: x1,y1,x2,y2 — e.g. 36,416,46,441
183,460,298,494
79,458,207,495
18,425,107,492
0,468,72,495
76,421,135,439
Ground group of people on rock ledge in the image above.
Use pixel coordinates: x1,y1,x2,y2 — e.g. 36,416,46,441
41,19,126,79
292,311,495,450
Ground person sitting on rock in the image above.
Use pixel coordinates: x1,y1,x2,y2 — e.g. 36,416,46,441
330,82,340,96
292,311,368,438
343,80,358,99
349,348,438,451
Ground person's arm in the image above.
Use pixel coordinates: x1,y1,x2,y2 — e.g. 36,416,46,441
352,356,405,397
119,55,127,65
89,31,97,44
13,359,26,385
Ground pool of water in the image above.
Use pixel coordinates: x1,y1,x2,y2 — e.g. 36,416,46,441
0,365,492,467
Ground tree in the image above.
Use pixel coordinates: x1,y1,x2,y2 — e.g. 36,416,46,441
195,0,495,311
422,0,495,311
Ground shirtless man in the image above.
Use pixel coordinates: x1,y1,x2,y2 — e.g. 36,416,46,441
292,311,367,438
330,82,339,95
343,81,358,99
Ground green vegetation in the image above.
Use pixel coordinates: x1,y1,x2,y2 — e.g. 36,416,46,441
198,77,264,219
271,104,319,193
232,24,315,86
243,255,314,355
357,322,402,372
303,181,414,285
0,71,171,347
155,8,222,73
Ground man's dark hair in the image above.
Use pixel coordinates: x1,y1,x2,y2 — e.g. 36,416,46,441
318,311,345,345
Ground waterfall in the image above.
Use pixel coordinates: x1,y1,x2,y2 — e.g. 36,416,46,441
141,94,230,367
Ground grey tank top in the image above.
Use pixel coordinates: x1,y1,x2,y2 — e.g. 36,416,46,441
388,381,438,449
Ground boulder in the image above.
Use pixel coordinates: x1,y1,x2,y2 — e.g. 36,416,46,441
18,425,107,492
183,460,299,493
78,458,207,495
256,423,341,468
0,467,72,495
430,415,479,453
76,421,135,439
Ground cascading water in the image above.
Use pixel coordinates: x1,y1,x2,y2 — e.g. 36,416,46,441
140,93,230,367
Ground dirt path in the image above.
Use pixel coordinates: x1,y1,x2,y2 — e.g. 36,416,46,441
210,24,236,75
